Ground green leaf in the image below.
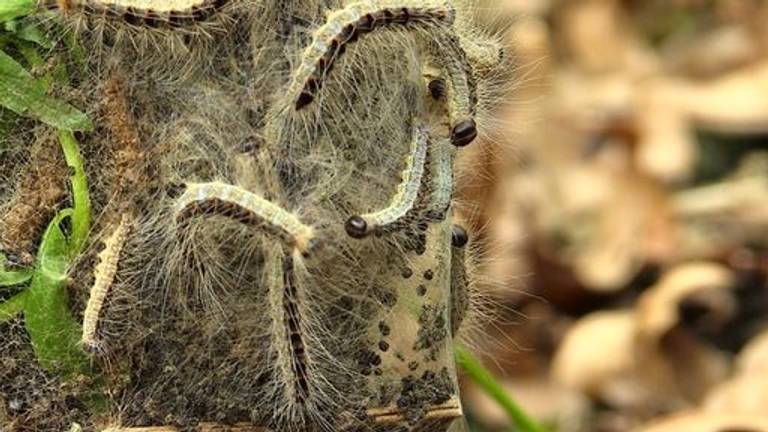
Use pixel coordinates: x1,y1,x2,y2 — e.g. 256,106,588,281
0,50,92,131
15,39,45,69
455,345,550,432
0,290,27,324
0,254,33,287
24,208,88,374
6,21,52,49
23,132,91,375
59,130,90,255
0,0,36,23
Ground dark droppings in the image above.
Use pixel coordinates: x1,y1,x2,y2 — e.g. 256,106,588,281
376,382,399,407
358,348,381,372
373,285,398,308
379,321,391,336
396,368,455,425
401,267,414,279
414,305,448,361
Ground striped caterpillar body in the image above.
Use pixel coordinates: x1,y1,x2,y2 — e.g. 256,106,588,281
174,182,319,256
291,0,456,110
345,125,428,238
265,247,332,429
426,138,454,221
81,216,131,352
41,0,230,27
276,253,311,406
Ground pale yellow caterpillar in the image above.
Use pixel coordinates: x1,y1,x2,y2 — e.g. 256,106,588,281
174,182,319,255
426,138,454,221
290,0,456,110
345,125,428,238
81,215,131,352
40,0,229,27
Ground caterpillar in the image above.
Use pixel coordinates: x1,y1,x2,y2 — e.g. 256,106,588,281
81,215,131,352
40,0,230,27
433,32,478,147
174,182,319,256
345,125,428,238
279,253,311,404
426,138,453,221
290,0,456,110
265,248,320,428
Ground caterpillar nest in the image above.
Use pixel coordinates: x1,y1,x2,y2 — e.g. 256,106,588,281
0,0,512,431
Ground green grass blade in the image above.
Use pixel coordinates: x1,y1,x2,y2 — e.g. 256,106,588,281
0,0,36,23
455,345,550,432
58,130,90,255
0,50,92,131
0,290,27,323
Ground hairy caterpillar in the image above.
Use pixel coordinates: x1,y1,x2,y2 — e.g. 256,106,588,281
345,125,428,238
290,0,456,110
40,0,230,27
433,33,478,147
81,215,131,352
426,138,454,221
174,182,318,256
265,247,340,430
276,253,311,405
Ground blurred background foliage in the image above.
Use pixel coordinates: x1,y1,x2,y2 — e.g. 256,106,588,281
458,0,768,430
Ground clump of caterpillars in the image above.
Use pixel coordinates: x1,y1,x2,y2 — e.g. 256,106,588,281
0,0,512,430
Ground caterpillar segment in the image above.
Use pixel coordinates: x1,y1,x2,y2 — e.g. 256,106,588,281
174,182,319,256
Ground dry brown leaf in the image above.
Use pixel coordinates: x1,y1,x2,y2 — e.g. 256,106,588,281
551,310,647,407
635,411,768,432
